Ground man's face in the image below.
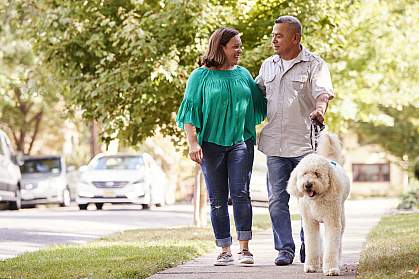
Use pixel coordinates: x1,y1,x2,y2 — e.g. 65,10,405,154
271,23,299,56
222,35,242,66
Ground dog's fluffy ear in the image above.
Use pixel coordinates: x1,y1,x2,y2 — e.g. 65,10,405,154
287,169,303,198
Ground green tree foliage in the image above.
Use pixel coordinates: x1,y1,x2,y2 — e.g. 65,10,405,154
0,0,62,154
344,0,419,162
357,105,418,162
31,0,357,146
332,0,418,123
32,0,215,146
26,0,417,164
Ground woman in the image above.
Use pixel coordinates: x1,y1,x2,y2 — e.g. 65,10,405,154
176,27,266,266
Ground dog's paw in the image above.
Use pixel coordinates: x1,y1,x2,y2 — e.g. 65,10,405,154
323,267,340,276
304,264,320,273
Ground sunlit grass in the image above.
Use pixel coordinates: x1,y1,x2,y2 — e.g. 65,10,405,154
0,227,213,279
357,213,419,279
0,212,296,279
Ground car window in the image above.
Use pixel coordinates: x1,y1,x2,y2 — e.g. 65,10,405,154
92,156,144,170
21,158,62,174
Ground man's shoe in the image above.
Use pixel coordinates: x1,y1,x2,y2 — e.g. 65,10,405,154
274,252,293,266
238,249,254,264
300,242,305,263
214,251,234,266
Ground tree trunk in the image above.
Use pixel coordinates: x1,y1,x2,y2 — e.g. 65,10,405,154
90,120,100,159
27,110,43,155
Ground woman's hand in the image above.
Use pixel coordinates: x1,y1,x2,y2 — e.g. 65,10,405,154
188,142,203,164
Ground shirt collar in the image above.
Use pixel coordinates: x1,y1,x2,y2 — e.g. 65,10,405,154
271,45,310,63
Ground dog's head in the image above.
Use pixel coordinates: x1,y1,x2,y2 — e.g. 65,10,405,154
287,154,332,199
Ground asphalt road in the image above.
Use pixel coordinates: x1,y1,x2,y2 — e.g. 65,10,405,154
0,203,196,260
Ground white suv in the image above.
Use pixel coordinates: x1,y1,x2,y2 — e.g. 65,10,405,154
0,129,22,210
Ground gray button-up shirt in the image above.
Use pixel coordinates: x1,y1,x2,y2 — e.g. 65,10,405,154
256,47,334,157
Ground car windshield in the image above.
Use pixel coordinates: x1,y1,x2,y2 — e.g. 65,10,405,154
91,156,144,170
21,158,62,174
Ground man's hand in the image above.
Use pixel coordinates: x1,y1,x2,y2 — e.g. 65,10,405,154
188,142,203,164
310,93,330,125
310,108,325,125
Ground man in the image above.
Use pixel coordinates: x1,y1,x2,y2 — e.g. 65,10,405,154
256,16,334,266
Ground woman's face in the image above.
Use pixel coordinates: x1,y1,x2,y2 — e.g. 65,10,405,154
222,35,242,66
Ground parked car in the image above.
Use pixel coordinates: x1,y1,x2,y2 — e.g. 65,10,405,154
20,155,71,207
76,153,172,210
0,129,22,210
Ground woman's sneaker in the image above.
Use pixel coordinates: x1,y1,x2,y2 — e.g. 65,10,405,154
214,251,234,266
238,249,254,264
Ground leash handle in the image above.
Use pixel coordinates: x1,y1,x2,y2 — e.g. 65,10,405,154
310,120,325,152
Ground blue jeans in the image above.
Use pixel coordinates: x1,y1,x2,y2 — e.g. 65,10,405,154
267,156,305,257
201,139,254,247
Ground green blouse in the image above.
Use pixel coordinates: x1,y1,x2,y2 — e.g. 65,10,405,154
176,66,267,146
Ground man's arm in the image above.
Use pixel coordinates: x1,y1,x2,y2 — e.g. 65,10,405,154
255,62,266,96
310,93,331,125
310,59,334,125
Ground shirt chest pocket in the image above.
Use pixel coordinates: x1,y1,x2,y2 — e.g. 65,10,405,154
291,74,309,93
264,74,276,99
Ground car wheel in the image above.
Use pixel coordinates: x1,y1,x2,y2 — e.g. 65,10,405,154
155,197,166,207
60,188,71,207
95,203,104,210
8,188,21,210
78,204,88,210
141,204,150,210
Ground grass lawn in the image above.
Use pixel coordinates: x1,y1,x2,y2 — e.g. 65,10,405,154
0,212,298,279
357,212,419,279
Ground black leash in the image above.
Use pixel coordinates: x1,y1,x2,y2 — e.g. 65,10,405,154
310,120,325,152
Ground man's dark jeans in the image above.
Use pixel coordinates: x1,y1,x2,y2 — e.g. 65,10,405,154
201,139,254,247
267,156,305,258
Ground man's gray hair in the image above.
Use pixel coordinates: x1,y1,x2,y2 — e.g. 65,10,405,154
275,16,302,36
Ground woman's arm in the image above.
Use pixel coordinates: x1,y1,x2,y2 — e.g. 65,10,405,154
184,124,203,164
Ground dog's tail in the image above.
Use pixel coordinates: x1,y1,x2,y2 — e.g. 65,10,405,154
317,132,344,165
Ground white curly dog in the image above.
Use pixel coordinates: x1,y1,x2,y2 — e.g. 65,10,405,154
287,132,350,276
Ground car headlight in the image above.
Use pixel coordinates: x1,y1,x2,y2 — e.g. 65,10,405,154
23,183,36,190
78,190,94,197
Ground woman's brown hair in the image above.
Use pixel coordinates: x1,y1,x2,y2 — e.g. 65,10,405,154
200,27,239,68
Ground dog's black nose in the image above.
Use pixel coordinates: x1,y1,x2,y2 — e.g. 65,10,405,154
305,182,313,189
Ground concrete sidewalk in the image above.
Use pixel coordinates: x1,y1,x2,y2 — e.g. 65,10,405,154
148,199,397,279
